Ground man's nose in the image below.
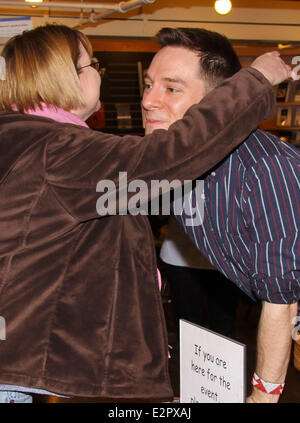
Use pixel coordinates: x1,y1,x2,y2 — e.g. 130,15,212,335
142,86,162,110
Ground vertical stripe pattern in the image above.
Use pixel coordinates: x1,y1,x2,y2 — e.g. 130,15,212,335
177,130,300,305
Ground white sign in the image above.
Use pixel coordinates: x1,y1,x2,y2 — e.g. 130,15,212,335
180,319,246,403
0,17,32,38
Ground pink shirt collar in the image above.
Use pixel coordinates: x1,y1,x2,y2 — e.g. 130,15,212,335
23,103,88,128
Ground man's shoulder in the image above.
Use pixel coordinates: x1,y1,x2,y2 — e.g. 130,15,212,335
206,130,298,180
236,129,300,169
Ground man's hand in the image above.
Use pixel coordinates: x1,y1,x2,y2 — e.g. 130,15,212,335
251,51,292,85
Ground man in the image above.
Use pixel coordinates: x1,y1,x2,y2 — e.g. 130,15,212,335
142,27,299,403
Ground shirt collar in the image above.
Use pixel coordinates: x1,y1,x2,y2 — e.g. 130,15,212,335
22,103,88,128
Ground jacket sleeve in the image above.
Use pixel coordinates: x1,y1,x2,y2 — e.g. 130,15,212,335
46,67,276,220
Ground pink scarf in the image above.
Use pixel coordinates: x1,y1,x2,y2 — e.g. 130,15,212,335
23,103,88,128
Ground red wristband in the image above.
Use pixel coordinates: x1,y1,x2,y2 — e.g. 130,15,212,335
252,372,285,395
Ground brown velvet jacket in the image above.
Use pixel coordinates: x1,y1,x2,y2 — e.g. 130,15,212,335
0,68,275,399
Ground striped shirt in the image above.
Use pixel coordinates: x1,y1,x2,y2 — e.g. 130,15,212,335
177,130,300,305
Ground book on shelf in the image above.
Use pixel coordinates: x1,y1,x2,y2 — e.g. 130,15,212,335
293,106,300,126
276,107,292,127
293,81,300,102
276,82,290,102
294,132,300,146
290,131,300,147
275,81,300,103
283,80,300,103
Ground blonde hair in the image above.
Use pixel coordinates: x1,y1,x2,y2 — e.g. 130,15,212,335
0,24,93,112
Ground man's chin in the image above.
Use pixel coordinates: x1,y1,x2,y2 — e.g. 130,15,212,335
145,124,168,135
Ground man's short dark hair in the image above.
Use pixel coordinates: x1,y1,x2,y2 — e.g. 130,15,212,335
156,27,241,88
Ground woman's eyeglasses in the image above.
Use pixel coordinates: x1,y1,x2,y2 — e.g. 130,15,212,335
77,58,106,77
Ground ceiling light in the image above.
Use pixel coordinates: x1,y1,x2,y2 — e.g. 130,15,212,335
25,0,44,3
214,0,232,15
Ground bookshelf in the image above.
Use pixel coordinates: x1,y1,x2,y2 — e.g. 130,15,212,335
259,80,300,147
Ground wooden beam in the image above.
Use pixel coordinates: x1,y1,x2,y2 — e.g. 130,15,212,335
90,37,159,52
89,37,300,56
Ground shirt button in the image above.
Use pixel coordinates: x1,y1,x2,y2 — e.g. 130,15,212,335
211,172,216,176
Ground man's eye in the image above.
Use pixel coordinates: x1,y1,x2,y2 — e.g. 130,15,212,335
167,87,179,93
144,83,152,90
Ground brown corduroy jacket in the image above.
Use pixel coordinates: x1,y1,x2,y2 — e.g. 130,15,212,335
0,68,275,398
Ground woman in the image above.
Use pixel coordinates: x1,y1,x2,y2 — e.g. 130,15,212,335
0,24,290,402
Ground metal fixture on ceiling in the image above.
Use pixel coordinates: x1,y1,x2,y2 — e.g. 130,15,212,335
0,1,155,13
0,0,157,28
73,0,156,29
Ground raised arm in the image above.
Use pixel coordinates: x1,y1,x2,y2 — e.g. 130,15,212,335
45,52,291,219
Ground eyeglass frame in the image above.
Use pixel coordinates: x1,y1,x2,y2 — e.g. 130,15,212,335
77,58,106,77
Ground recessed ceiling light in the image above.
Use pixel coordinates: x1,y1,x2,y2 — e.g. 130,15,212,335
214,0,232,15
